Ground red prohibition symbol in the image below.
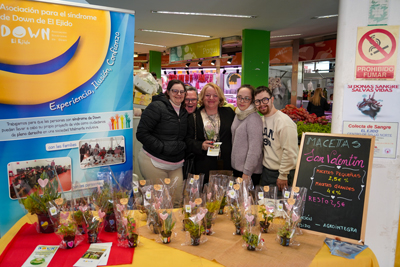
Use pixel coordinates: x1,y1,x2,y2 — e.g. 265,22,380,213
358,29,396,64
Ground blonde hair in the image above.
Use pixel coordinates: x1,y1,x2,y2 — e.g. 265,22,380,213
310,88,324,106
198,83,225,107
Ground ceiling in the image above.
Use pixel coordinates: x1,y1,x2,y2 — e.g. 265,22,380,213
86,0,339,54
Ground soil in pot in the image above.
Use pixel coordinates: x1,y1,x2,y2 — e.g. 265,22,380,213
37,213,55,234
128,234,138,248
161,231,171,244
280,236,291,246
64,235,75,249
104,212,116,232
190,235,200,246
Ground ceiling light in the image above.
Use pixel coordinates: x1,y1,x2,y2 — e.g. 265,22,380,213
134,53,138,58
134,42,166,48
227,58,232,64
164,71,167,75
185,62,191,68
211,60,216,66
140,29,211,38
151,10,256,19
236,69,239,74
186,71,190,75
201,70,204,75
311,14,338,19
198,61,203,66
271,34,302,38
140,64,144,70
223,70,227,74
174,71,177,75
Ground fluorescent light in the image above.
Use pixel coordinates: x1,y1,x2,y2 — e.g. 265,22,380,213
311,14,338,19
134,42,166,48
140,29,211,38
152,10,256,19
270,34,302,38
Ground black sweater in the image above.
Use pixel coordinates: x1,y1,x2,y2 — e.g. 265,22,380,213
136,94,188,163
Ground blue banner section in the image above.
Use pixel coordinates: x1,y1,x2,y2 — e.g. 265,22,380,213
0,7,135,234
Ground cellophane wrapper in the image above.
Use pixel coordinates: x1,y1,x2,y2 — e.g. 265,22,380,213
182,206,208,246
241,195,263,251
255,185,278,233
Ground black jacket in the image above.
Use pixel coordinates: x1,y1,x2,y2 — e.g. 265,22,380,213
307,97,330,117
186,106,235,183
136,94,188,163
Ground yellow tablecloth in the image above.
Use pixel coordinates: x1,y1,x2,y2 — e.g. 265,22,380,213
0,215,379,267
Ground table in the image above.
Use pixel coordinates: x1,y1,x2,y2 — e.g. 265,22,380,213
0,215,379,267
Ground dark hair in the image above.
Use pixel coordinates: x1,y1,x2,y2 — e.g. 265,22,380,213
165,80,187,107
151,72,157,78
237,84,255,102
255,86,273,98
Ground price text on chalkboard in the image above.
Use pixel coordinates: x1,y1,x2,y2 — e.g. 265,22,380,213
294,132,375,242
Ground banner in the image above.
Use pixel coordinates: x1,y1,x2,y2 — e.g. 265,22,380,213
169,39,221,63
0,0,135,233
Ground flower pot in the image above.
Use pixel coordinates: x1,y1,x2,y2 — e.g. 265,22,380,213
260,221,270,233
37,213,55,234
279,236,291,246
104,212,116,232
190,235,200,246
161,231,171,244
235,223,242,235
205,227,212,235
77,224,85,234
128,234,138,248
88,230,98,243
64,235,75,249
246,244,256,251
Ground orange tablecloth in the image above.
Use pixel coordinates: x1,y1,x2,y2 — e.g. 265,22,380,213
0,215,379,267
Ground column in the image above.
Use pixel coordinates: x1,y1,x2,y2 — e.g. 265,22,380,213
241,29,270,87
335,1,400,265
149,50,161,78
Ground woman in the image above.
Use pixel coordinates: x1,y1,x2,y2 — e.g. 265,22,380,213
307,87,330,117
231,85,263,186
186,83,235,184
136,79,187,206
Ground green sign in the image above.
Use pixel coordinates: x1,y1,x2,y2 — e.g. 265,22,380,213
169,39,221,63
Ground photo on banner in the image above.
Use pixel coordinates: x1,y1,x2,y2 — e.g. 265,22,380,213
0,0,135,234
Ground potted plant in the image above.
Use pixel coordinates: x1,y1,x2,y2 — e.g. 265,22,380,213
159,211,175,244
204,197,221,235
56,221,77,249
124,216,138,248
242,231,261,251
93,183,116,232
230,205,243,235
21,178,61,233
259,205,274,233
73,210,85,234
80,205,103,243
184,208,207,246
277,222,292,246
218,195,227,214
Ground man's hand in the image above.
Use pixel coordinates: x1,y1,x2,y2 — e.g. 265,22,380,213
276,178,288,191
242,174,251,183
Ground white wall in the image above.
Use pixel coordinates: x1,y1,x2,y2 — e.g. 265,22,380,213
334,1,400,265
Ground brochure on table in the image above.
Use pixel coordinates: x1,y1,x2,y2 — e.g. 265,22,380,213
74,243,112,267
22,245,59,267
0,0,135,234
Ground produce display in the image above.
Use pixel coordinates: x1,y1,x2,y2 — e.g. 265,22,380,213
280,104,331,137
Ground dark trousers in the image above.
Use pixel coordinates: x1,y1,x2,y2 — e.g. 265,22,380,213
232,169,261,187
260,167,295,195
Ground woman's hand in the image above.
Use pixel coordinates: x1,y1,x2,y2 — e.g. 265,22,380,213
202,140,214,151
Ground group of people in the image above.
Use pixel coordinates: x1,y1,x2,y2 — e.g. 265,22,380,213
136,80,299,205
80,142,125,168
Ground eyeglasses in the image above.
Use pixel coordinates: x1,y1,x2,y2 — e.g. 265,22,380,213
171,89,186,95
254,97,270,106
185,98,198,103
236,96,251,103
205,94,218,99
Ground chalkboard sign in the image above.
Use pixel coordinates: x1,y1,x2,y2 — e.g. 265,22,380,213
293,132,375,243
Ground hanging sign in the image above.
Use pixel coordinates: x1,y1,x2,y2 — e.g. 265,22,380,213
355,26,399,80
169,39,221,63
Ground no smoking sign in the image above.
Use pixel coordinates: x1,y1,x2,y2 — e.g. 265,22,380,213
355,26,399,80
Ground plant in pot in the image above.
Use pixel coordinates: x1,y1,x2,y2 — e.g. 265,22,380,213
123,216,138,248
56,220,77,249
259,205,274,233
184,208,207,246
21,177,61,234
218,195,227,215
80,205,104,243
73,210,85,234
277,222,293,246
242,231,261,251
159,211,175,244
204,195,221,235
93,183,116,233
277,202,301,246
230,205,243,235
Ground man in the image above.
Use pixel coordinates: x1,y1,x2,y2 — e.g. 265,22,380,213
254,86,298,191
185,86,198,114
